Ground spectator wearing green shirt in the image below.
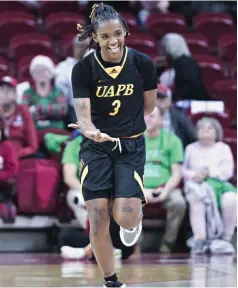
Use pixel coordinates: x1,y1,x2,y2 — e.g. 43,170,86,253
22,55,68,130
144,106,186,253
61,135,87,229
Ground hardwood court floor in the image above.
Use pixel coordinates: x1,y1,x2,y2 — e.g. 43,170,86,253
0,253,236,287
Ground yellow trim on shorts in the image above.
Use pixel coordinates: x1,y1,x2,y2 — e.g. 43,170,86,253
80,165,88,188
134,171,148,204
122,133,143,139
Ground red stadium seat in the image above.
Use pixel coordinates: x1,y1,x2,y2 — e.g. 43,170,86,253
213,80,237,127
0,56,8,78
0,12,37,47
182,33,210,55
61,34,77,58
231,58,237,79
39,1,79,19
193,54,224,95
120,12,140,33
193,13,236,47
17,158,61,215
45,12,85,38
224,137,237,164
0,1,31,13
10,33,54,61
146,12,187,39
190,111,230,128
125,33,157,58
224,128,237,139
218,34,237,62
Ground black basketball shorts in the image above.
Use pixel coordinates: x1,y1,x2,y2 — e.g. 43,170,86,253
78,135,146,204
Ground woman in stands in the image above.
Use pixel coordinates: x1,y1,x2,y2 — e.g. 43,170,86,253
160,33,209,101
183,117,237,253
0,76,38,159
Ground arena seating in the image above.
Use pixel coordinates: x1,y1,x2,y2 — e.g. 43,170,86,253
182,33,210,55
45,12,85,38
9,33,54,61
125,33,158,58
146,12,187,39
0,12,37,48
193,54,225,95
193,13,236,47
213,79,237,127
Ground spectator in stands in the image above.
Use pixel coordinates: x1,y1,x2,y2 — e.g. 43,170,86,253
157,84,197,148
0,118,18,222
0,76,38,159
62,135,87,229
183,117,237,253
144,106,186,253
55,37,91,125
22,55,68,130
160,33,210,101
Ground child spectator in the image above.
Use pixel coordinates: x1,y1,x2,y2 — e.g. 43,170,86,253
22,55,68,130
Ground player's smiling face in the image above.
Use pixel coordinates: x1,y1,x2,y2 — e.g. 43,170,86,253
93,19,126,62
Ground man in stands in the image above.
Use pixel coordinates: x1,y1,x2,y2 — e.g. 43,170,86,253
157,84,197,148
144,106,186,253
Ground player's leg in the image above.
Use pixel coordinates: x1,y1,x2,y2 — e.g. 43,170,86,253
79,141,125,287
85,197,115,276
113,136,146,247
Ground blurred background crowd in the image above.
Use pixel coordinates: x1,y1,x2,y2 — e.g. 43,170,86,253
0,0,237,259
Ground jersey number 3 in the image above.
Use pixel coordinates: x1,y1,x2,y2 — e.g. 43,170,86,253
109,100,121,116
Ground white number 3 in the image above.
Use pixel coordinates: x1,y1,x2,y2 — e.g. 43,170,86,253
109,100,121,116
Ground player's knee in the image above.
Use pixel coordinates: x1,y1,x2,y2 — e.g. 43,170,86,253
113,210,142,230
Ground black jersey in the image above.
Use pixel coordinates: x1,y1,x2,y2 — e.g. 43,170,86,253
71,46,157,138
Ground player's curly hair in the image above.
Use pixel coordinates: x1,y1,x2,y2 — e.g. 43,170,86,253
77,3,129,49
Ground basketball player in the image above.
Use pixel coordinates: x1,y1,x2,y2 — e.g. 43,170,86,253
70,3,157,287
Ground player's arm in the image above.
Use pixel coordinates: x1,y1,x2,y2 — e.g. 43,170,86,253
144,89,157,115
71,61,117,143
142,54,158,115
73,97,99,140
